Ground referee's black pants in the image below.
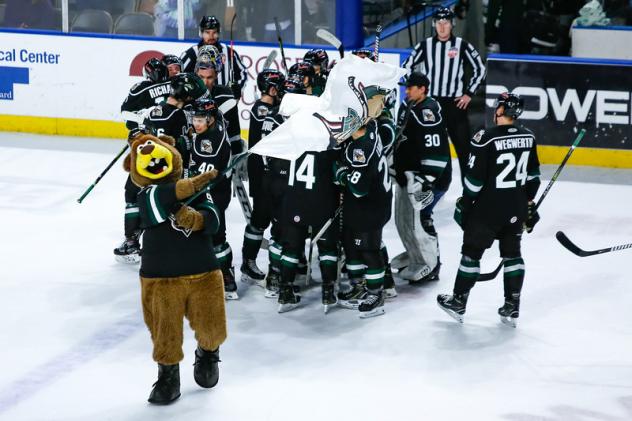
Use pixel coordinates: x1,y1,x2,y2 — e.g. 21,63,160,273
437,97,471,185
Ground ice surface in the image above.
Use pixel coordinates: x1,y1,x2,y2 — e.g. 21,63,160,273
1,132,632,421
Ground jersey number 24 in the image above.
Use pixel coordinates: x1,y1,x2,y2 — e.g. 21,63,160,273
496,151,529,189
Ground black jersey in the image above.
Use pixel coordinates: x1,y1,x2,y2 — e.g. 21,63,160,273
311,71,328,97
261,112,291,180
121,79,172,130
138,183,220,278
211,84,242,152
247,100,276,196
282,149,338,227
377,113,396,157
188,115,232,202
464,124,541,226
144,101,191,171
341,121,392,231
394,97,452,191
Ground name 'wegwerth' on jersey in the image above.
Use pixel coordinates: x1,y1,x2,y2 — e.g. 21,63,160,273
464,124,541,224
402,35,486,98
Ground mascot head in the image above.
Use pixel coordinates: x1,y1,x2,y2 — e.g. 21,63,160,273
124,134,183,187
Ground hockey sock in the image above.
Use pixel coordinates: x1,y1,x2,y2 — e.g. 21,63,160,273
318,249,338,283
214,242,233,268
380,242,394,282
502,257,525,298
365,268,385,291
124,202,140,237
242,224,264,260
454,255,479,295
345,259,366,279
280,252,299,286
268,239,282,273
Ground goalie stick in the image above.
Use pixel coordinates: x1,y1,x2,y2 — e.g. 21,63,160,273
556,231,632,257
316,29,344,58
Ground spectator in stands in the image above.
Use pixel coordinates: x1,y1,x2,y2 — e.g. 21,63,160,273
155,0,203,38
485,0,526,54
4,0,56,30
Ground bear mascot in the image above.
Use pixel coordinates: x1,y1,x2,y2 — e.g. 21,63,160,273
124,133,227,405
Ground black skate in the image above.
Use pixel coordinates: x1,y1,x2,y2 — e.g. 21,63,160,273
277,284,301,313
337,281,367,310
437,293,469,323
113,235,140,264
240,259,266,286
498,295,520,328
358,289,385,318
384,267,397,299
264,270,280,299
322,282,337,314
222,267,239,300
193,346,220,388
148,363,180,405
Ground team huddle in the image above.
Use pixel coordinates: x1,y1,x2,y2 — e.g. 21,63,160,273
116,10,541,326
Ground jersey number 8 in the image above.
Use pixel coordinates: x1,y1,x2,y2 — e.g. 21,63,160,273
496,151,529,189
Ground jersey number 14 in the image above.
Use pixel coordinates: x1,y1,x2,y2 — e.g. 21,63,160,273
496,151,529,189
288,154,316,190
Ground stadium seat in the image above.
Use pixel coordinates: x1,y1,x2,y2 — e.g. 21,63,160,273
114,12,154,36
0,4,6,26
71,9,113,33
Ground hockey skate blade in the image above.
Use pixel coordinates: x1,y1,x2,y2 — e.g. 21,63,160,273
359,307,385,319
384,288,398,299
224,291,239,300
264,289,279,299
114,254,140,264
323,301,338,314
437,302,464,323
338,299,362,310
500,316,518,328
278,302,300,313
240,274,265,288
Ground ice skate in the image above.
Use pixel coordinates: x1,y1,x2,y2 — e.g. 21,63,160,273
358,289,385,318
240,259,266,286
322,283,337,314
384,268,397,299
277,284,301,313
264,270,280,299
437,293,468,323
337,281,367,310
222,266,239,300
113,235,140,264
498,296,520,328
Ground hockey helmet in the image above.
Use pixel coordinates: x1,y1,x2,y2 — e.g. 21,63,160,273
433,7,455,25
162,54,182,68
170,73,208,103
494,92,524,119
288,61,315,86
351,48,377,62
303,48,329,70
192,98,218,121
200,15,221,32
280,76,306,98
257,69,286,95
143,57,168,83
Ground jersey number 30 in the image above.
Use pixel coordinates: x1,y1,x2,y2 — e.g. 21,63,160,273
496,151,529,189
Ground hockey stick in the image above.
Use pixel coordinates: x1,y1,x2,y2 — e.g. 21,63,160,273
476,260,504,282
316,28,344,58
374,24,383,62
263,49,278,70
273,17,289,74
229,13,237,84
184,151,250,205
77,144,129,203
556,231,632,257
305,205,343,285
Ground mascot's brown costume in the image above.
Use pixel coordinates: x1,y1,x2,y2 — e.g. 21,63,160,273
124,133,227,405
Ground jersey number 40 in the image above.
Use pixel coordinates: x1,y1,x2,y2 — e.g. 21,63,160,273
496,151,530,189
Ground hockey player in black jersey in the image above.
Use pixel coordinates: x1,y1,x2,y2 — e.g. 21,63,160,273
115,58,171,264
437,93,541,327
393,73,451,283
335,90,393,318
288,62,316,96
195,56,244,155
351,48,377,62
162,54,182,78
240,69,285,285
303,49,329,96
180,16,248,98
189,99,237,300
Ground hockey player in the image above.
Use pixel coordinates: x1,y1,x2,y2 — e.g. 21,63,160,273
288,62,315,96
303,49,329,96
335,89,393,318
240,69,285,285
181,16,248,98
162,54,182,78
351,48,376,62
195,56,244,155
189,99,237,300
115,58,171,264
393,72,451,283
437,93,541,327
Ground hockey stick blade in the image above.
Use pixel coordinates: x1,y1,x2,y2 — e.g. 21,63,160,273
316,29,344,58
476,260,504,282
556,231,632,257
263,49,278,70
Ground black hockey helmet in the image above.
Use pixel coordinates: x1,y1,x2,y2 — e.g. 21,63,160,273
494,92,524,119
280,76,306,98
351,48,376,62
162,54,182,69
303,48,329,70
200,15,220,32
143,57,168,82
257,69,285,95
433,7,455,25
192,98,218,121
170,73,208,103
289,61,315,86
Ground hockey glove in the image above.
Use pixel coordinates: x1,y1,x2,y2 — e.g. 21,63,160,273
454,196,472,229
230,138,246,156
230,82,242,100
405,171,434,211
334,164,350,186
524,201,540,233
175,169,218,200
175,205,204,231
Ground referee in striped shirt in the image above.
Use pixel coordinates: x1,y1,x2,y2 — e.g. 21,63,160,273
402,7,486,182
